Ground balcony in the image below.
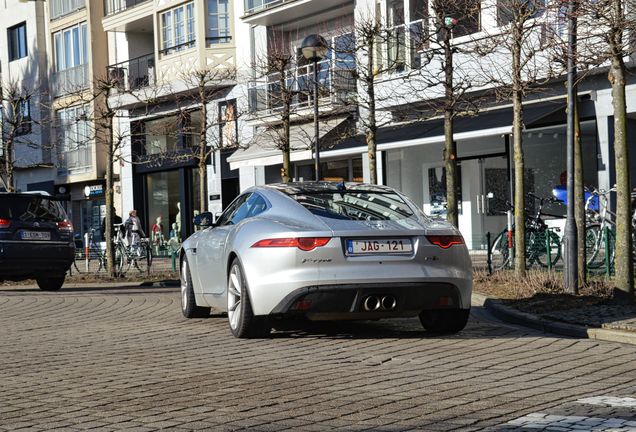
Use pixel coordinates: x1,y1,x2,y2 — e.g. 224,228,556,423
104,0,151,16
107,53,155,91
248,57,356,117
52,64,89,97
57,142,93,176
50,0,85,20
242,0,352,26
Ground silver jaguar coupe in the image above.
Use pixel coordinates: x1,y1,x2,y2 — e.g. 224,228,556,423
180,182,472,338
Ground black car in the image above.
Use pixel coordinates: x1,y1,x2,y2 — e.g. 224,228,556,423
0,192,75,291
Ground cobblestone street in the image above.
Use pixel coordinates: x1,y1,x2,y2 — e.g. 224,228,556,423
1,284,635,431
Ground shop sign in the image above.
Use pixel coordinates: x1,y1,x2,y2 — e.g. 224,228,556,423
84,184,104,198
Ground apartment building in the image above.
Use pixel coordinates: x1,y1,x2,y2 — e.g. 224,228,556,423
47,0,111,239
0,0,53,193
230,0,636,250
104,0,239,245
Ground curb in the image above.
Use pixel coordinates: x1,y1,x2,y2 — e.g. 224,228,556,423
472,292,636,346
142,279,180,288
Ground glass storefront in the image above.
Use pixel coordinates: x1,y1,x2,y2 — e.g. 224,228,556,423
143,168,200,255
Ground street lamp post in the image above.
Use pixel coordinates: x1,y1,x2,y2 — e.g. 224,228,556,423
564,0,578,293
301,34,328,181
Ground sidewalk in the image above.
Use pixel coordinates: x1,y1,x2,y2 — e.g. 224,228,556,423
473,292,636,346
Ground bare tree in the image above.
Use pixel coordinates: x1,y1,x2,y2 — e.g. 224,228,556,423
478,0,560,277
0,80,45,192
574,0,636,301
403,0,485,227
177,67,238,212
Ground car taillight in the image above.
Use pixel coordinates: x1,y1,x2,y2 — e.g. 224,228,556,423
425,235,464,249
0,218,10,228
251,237,331,251
57,220,73,232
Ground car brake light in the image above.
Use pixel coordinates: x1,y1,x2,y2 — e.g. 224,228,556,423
426,235,464,249
251,237,331,251
57,220,73,232
0,218,10,228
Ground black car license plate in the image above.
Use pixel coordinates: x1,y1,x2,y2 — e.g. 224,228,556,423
20,231,51,240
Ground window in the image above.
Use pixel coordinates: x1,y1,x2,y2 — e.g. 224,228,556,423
497,0,545,26
217,194,250,226
8,22,27,61
53,23,88,71
56,105,91,173
207,0,231,44
14,98,32,136
442,0,480,38
160,2,195,54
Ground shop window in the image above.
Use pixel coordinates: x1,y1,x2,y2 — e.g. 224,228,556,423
219,100,238,148
428,166,462,218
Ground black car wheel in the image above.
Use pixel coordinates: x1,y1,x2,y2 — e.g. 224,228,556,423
36,276,65,292
419,309,470,334
181,258,210,318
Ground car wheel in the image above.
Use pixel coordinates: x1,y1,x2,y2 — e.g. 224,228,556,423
419,309,470,334
36,276,65,291
227,258,271,339
180,258,210,318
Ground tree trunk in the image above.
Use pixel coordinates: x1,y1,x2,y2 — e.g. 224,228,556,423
5,136,14,192
105,116,116,278
512,24,526,277
281,75,291,183
609,55,634,302
366,39,378,185
574,96,586,285
198,86,208,212
443,27,458,228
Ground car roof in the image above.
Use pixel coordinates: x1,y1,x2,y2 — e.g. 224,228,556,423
261,181,397,195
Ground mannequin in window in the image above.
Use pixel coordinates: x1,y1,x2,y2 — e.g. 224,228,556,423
151,215,165,254
174,202,181,241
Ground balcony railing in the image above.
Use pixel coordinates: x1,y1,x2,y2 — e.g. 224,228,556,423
107,53,155,91
104,0,151,16
248,57,356,116
50,0,85,20
206,36,232,46
52,64,89,97
244,0,296,15
159,40,196,56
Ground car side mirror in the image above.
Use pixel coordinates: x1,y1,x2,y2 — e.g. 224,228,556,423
193,212,214,228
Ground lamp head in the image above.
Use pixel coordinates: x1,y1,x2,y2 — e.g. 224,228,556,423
301,34,329,62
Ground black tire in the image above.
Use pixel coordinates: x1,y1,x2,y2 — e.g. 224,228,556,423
419,309,470,334
115,244,127,277
36,276,65,291
227,258,271,338
490,230,512,271
181,258,210,318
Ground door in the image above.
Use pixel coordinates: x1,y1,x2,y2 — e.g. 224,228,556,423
476,156,510,246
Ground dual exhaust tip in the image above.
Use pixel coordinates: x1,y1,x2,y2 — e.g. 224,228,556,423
362,295,397,312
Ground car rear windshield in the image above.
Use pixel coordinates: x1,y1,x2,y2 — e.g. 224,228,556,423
0,195,67,222
290,192,414,221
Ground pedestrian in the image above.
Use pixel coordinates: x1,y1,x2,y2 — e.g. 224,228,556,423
124,209,146,250
101,207,123,241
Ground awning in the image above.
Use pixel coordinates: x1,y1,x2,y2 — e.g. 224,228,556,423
375,101,565,151
228,117,354,169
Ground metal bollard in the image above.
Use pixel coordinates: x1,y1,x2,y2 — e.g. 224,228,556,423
84,232,90,273
546,230,552,272
604,226,611,279
486,232,493,275
171,249,176,273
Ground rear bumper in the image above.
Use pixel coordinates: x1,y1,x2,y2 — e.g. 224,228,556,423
270,282,465,320
0,240,74,280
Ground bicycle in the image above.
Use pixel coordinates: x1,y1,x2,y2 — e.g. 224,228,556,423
490,193,563,271
114,227,152,276
584,186,636,271
71,229,106,274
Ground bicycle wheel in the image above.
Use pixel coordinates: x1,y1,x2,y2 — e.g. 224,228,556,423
115,244,128,276
490,230,512,271
131,243,152,274
532,230,562,268
586,224,615,271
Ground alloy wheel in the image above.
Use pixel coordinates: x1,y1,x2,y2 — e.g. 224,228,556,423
227,264,243,330
181,260,188,312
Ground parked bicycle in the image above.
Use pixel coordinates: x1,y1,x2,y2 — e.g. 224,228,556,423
584,186,636,271
71,229,106,274
490,193,563,271
113,223,152,276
